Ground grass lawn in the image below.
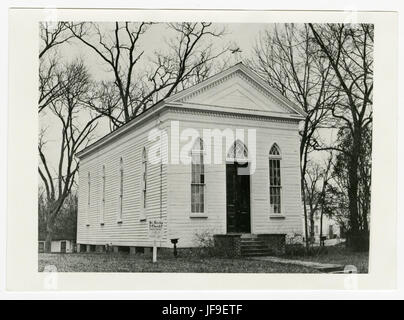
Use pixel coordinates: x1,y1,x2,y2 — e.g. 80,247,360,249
39,244,368,273
38,252,319,273
286,244,369,273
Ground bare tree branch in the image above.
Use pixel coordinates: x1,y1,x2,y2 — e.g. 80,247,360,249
38,59,101,252
308,23,373,243
67,22,232,129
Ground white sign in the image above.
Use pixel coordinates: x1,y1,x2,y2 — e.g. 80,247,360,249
148,219,164,263
148,219,163,240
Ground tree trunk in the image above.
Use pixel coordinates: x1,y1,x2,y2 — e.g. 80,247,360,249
320,207,324,247
361,180,370,232
309,207,315,243
301,177,310,249
346,128,361,249
362,202,369,232
44,206,56,253
44,221,53,253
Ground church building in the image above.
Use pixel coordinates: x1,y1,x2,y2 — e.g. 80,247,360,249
76,63,306,254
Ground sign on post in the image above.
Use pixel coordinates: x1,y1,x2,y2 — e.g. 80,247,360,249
148,219,163,263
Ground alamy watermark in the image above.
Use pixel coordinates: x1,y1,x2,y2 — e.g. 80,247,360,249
147,121,257,174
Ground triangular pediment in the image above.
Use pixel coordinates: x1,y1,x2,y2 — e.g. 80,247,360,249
185,76,287,113
166,63,306,117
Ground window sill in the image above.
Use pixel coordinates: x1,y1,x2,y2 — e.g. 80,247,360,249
190,213,208,218
269,214,285,219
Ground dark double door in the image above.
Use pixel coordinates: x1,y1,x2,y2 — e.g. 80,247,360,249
226,162,251,233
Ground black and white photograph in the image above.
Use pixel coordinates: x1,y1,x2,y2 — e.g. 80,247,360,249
37,20,373,274
4,5,399,294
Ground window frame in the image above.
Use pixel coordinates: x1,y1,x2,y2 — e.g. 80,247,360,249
100,165,106,225
268,143,284,217
86,172,91,226
190,138,206,216
118,158,123,223
140,148,147,221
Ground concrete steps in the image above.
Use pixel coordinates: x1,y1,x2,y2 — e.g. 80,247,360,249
240,237,271,257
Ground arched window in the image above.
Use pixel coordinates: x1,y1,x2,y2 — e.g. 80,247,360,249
191,138,205,213
101,165,106,225
87,172,91,225
269,144,282,214
227,139,248,162
140,148,147,220
270,144,281,156
118,158,123,222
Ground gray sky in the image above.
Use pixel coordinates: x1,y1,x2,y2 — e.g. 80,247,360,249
39,23,275,173
57,23,268,81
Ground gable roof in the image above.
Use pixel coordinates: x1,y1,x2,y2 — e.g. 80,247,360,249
165,62,306,118
76,63,306,159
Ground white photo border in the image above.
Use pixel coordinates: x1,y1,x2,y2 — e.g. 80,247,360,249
6,8,397,291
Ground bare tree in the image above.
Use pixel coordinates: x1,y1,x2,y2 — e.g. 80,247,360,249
68,22,231,129
39,22,74,59
304,162,322,243
38,60,101,252
39,22,77,113
326,126,372,240
39,53,63,114
358,127,372,232
309,23,373,250
249,24,337,248
317,154,334,245
304,153,334,245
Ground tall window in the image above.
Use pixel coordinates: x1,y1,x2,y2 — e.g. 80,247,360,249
140,148,147,220
101,165,105,224
191,138,205,213
269,144,282,214
87,172,90,225
118,158,123,222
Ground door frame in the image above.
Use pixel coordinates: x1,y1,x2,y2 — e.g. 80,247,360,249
225,161,252,234
60,240,67,253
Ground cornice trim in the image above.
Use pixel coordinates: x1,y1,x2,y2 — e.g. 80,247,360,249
167,105,301,125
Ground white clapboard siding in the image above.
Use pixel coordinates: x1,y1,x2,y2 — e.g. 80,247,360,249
77,115,169,248
77,64,304,249
165,110,303,247
78,109,303,248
